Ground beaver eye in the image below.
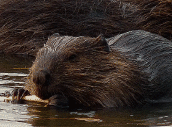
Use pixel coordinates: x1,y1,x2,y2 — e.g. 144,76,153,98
68,54,77,61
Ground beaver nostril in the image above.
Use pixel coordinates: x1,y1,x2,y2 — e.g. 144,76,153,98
33,70,50,86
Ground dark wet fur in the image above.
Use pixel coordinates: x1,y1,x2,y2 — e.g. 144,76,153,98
108,30,172,100
25,30,172,108
0,0,171,56
24,30,142,108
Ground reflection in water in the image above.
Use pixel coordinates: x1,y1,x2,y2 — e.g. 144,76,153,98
0,55,172,126
0,103,30,121
0,121,32,127
70,111,96,117
0,55,33,126
0,95,32,127
0,72,28,85
0,73,28,77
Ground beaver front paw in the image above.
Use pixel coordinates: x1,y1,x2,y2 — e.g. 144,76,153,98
47,94,69,108
11,88,30,103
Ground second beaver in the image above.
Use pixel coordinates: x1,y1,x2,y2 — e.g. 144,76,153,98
108,30,172,101
14,30,172,108
0,0,171,56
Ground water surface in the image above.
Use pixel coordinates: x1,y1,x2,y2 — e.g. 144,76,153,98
0,54,172,127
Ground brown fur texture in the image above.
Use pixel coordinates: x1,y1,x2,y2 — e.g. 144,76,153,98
0,0,171,56
108,30,172,101
24,30,172,108
132,0,172,40
25,31,149,108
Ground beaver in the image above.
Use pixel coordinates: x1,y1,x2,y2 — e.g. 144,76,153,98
12,30,172,108
107,30,172,101
0,0,171,56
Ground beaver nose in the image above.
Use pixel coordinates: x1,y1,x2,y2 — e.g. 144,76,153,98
33,70,50,86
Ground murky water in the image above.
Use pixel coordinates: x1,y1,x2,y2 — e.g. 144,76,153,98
0,55,172,127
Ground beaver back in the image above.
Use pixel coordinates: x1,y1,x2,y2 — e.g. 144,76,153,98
108,30,172,100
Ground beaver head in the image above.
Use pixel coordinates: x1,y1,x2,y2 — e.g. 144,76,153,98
25,33,148,108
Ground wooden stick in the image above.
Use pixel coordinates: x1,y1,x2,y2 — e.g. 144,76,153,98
1,95,49,103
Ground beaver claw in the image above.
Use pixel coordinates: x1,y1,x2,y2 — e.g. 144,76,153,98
11,88,30,103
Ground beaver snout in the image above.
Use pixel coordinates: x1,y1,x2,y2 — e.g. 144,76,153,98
33,70,50,86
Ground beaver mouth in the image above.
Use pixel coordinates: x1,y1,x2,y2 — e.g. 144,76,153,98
48,93,69,107
35,85,74,108
35,86,52,100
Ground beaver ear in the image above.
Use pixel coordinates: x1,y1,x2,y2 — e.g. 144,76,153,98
95,34,110,52
48,33,60,40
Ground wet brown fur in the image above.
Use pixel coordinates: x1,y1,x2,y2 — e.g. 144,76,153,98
0,0,171,56
25,34,148,108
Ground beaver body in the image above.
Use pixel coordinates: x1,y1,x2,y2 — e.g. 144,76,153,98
0,0,171,56
24,30,172,108
108,30,172,100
